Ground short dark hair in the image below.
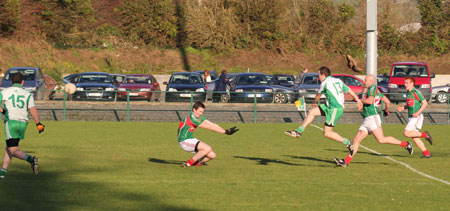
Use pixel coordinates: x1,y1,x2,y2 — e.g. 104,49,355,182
193,101,205,110
318,66,331,77
405,77,415,84
12,72,23,84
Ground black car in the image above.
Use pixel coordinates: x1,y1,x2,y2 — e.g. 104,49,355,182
163,72,206,102
272,74,296,88
72,72,116,101
229,73,273,103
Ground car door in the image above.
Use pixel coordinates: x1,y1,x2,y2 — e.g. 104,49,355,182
336,76,364,101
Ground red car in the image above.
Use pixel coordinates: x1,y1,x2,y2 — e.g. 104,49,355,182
333,74,387,101
116,74,161,101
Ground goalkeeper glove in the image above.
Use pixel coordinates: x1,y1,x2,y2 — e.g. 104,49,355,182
36,122,45,134
225,126,239,135
383,110,390,117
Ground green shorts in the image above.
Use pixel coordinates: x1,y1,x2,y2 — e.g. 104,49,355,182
5,120,28,140
319,104,343,127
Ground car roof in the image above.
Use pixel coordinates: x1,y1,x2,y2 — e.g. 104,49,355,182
110,73,126,76
273,74,294,77
172,72,201,75
393,62,427,65
126,74,152,77
7,67,39,70
80,72,109,75
237,73,266,76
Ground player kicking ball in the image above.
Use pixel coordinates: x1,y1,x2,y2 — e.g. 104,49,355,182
0,73,44,179
396,77,433,158
285,66,363,155
334,75,413,167
178,101,238,167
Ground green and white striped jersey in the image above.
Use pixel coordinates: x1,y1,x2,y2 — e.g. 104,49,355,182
318,76,349,109
0,84,35,122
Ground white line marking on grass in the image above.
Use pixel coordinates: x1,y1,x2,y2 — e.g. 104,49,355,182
310,124,450,185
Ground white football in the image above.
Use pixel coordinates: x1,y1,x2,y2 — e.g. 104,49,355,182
64,83,76,94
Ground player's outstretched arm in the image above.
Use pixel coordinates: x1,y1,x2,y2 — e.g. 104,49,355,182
199,120,226,134
347,89,363,110
413,100,428,117
381,96,391,116
312,93,322,107
29,106,45,133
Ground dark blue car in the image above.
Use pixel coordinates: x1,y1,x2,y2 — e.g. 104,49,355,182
72,72,115,101
230,73,273,103
0,67,46,100
163,72,206,102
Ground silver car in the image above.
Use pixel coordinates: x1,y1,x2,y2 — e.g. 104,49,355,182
432,83,450,103
297,73,326,102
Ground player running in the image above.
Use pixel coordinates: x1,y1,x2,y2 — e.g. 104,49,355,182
178,101,238,167
334,75,413,167
0,73,45,179
396,77,433,158
285,66,363,154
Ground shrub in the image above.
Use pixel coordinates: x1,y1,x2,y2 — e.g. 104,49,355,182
0,0,20,36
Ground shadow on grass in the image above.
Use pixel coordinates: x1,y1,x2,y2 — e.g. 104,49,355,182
148,158,184,165
324,148,410,158
283,155,335,165
0,166,198,210
233,156,304,166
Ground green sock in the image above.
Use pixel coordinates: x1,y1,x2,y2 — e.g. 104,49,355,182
0,168,7,176
297,126,305,133
25,155,33,163
343,138,351,145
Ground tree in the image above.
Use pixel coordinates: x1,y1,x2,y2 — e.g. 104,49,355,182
0,0,20,36
40,0,96,47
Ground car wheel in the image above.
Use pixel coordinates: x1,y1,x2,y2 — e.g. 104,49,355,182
274,92,288,104
436,92,448,103
220,94,229,103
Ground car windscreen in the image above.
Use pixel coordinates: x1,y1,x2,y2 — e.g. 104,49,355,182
124,76,151,84
79,74,112,83
237,75,268,85
274,75,294,85
301,75,320,85
377,76,389,85
169,74,203,84
5,69,36,81
391,65,428,77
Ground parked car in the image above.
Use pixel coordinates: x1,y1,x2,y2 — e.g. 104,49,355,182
110,73,126,89
229,73,273,103
72,72,115,101
432,83,450,103
272,74,296,88
297,73,326,102
63,73,80,84
163,72,206,102
387,62,434,103
194,70,219,101
0,67,46,100
377,74,389,92
266,74,298,104
116,74,161,101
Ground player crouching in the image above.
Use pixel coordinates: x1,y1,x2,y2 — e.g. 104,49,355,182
178,102,238,167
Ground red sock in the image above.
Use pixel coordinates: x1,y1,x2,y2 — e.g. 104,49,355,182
186,158,196,166
423,150,431,156
344,156,352,164
400,141,408,148
421,132,428,138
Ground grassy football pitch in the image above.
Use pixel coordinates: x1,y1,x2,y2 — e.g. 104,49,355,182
0,122,449,210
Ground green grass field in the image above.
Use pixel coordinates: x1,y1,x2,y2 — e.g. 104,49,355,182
0,122,449,210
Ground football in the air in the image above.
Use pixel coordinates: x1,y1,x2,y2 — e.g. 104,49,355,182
64,83,76,94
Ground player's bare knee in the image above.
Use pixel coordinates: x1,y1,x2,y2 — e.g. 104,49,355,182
208,151,216,159
403,131,412,137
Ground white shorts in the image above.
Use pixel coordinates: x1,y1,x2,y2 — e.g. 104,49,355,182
405,114,424,132
179,138,200,153
358,115,382,132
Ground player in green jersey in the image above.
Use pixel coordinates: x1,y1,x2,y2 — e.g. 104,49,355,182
178,102,238,167
285,66,363,155
0,73,45,179
397,77,433,158
334,75,413,167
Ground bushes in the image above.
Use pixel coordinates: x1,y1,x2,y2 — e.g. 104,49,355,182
0,0,20,36
40,0,96,48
